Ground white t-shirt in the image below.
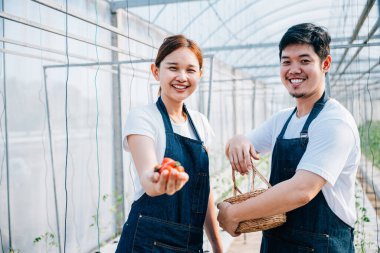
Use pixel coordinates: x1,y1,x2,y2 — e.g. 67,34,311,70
246,99,360,227
123,103,214,200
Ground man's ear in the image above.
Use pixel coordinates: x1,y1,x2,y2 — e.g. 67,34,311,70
151,63,160,81
322,55,332,72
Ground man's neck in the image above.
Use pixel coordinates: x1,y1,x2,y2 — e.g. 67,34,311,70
295,90,324,117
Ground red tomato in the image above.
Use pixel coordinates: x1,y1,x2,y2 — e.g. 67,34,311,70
153,157,185,178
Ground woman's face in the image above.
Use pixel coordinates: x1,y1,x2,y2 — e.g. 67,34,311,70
151,47,202,103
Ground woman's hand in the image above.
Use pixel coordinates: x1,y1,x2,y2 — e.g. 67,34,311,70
144,169,189,196
225,134,259,174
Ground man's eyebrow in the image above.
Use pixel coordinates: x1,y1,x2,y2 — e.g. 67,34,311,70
281,54,312,59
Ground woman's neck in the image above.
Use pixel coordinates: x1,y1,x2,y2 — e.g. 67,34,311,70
161,95,186,123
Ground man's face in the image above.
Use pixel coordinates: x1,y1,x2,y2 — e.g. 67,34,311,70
280,44,331,99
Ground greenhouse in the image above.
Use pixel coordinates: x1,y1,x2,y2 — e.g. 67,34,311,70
0,0,379,252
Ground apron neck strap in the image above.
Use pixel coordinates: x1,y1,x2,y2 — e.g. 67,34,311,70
156,96,202,141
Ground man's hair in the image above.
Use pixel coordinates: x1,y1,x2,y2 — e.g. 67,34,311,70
279,23,331,62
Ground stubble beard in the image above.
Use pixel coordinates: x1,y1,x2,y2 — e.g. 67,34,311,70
290,92,305,98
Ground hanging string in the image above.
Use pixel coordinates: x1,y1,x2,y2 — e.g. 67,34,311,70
63,0,70,252
126,1,134,110
147,0,155,100
126,0,136,195
364,12,379,250
93,0,101,252
36,1,56,239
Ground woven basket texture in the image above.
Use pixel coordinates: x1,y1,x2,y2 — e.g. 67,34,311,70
223,162,286,233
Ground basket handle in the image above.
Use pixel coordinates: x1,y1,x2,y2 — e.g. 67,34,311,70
232,158,271,197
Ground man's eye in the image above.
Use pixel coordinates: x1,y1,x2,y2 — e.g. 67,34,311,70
169,67,177,70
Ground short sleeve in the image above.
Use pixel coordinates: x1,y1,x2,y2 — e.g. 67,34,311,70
199,113,215,148
297,119,357,186
122,107,158,151
246,112,281,154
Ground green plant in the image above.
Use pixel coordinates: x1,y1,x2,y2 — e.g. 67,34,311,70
33,232,57,253
359,121,380,169
354,182,375,252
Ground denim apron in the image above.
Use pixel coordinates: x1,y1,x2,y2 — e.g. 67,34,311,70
260,92,355,253
116,97,210,253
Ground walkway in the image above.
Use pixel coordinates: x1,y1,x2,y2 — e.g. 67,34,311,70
226,232,262,253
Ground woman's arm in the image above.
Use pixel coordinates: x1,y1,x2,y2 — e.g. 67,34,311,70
204,190,223,253
127,134,189,196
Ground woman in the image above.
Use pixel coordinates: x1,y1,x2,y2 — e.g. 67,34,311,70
116,35,223,253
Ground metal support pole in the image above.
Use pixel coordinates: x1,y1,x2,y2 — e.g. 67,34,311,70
251,82,256,129
1,0,12,249
206,56,214,120
42,67,62,253
111,12,125,234
325,72,331,97
232,69,237,135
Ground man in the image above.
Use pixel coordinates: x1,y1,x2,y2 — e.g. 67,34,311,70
217,23,360,252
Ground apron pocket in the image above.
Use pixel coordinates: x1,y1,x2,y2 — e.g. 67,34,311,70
133,214,199,252
191,172,209,214
263,233,315,252
153,241,188,252
264,228,329,252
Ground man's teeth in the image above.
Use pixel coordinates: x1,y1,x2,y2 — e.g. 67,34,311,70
290,79,303,84
173,85,187,89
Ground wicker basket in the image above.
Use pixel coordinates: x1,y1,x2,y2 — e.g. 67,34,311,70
223,162,286,233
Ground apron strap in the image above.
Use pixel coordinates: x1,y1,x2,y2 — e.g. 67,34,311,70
278,91,329,140
278,108,297,139
156,96,174,133
156,96,202,142
183,103,202,142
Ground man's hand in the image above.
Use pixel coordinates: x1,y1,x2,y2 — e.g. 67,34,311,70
217,202,240,237
225,134,259,174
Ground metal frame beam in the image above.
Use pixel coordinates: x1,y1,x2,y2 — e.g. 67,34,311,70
31,0,154,49
203,40,380,52
333,0,376,75
251,70,380,79
111,0,207,11
234,58,378,70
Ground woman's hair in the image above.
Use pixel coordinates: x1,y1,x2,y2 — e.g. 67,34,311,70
279,23,331,62
155,34,203,70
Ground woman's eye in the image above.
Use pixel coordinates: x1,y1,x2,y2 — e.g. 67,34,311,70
187,69,196,73
169,67,177,71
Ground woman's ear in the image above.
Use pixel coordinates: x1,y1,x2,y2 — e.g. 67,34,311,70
151,63,160,81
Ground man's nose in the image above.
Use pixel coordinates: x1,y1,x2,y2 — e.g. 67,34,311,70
288,63,301,74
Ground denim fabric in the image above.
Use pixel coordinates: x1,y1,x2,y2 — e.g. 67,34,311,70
116,97,209,253
260,92,355,253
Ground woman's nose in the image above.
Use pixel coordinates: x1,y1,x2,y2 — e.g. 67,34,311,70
176,71,187,81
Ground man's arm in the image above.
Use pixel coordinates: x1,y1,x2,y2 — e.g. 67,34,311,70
225,134,260,174
217,170,326,235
